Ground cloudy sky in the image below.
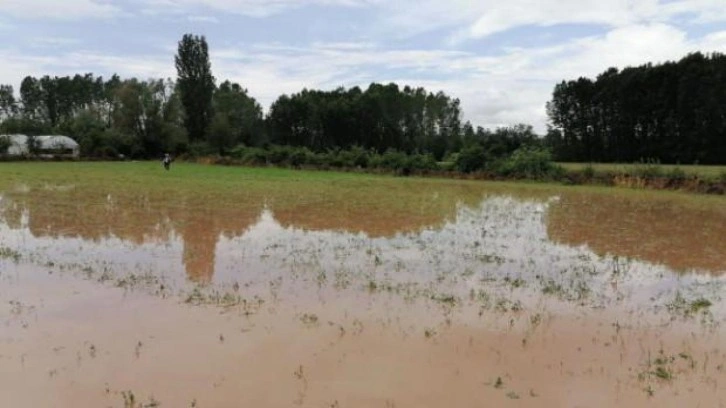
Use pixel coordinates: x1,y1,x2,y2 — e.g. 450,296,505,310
1,0,726,132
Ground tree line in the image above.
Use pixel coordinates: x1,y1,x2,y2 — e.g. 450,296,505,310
546,52,726,164
0,34,540,163
2,34,724,166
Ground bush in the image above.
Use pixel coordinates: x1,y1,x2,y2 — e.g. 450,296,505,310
407,153,438,172
241,147,269,165
633,159,663,178
228,144,248,159
186,141,217,158
267,145,297,165
337,146,370,168
376,149,409,171
495,147,562,179
666,166,687,181
455,145,488,173
286,148,307,167
582,164,596,179
321,150,346,168
0,136,10,154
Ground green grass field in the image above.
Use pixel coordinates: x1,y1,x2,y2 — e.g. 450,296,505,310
558,162,726,179
1,161,723,206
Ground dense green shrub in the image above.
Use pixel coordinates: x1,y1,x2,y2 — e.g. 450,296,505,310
186,141,217,158
406,153,438,172
0,136,10,154
632,159,664,178
239,147,269,165
582,164,596,179
495,147,563,179
267,145,295,164
666,166,687,181
455,144,488,173
288,147,312,167
375,149,409,171
337,146,371,168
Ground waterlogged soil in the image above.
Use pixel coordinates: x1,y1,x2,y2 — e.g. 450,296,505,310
0,163,725,407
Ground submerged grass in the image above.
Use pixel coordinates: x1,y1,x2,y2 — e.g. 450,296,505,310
1,161,724,314
558,162,726,180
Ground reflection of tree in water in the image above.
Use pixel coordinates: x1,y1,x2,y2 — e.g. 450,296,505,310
0,186,467,282
0,189,262,283
172,200,261,284
547,193,726,274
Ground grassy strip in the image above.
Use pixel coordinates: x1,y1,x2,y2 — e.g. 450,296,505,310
558,162,726,181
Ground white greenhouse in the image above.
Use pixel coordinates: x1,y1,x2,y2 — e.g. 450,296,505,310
1,134,80,158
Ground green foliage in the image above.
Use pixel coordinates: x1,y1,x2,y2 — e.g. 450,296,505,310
0,84,16,117
212,81,264,148
0,136,10,154
337,146,371,168
666,292,713,317
208,114,235,154
64,110,109,157
582,164,596,179
267,84,463,155
666,166,687,181
689,298,712,314
26,135,41,155
495,147,563,179
0,116,52,135
456,144,488,173
406,153,438,172
0,38,579,166
223,145,437,175
186,141,217,158
239,147,269,165
375,149,409,171
633,159,664,179
547,52,726,164
176,33,215,142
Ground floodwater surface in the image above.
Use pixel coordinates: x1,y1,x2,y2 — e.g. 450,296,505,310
0,163,724,407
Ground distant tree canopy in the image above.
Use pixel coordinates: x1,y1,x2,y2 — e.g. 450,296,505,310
546,52,726,164
0,73,480,159
3,35,725,165
267,83,462,159
0,73,188,158
210,80,264,153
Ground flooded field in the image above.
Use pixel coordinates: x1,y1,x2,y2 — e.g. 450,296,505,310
1,162,725,407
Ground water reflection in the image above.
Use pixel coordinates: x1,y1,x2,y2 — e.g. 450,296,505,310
0,185,465,283
1,185,725,288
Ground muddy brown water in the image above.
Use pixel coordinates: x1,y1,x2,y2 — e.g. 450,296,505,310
1,181,725,407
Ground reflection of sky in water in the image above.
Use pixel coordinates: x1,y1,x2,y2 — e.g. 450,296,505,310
1,194,724,316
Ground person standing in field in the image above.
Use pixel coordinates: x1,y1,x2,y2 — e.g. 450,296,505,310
163,153,172,170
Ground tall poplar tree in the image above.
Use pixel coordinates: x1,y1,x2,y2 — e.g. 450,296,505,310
175,34,215,143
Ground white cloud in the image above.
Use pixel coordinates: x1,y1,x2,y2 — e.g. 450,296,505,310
136,0,378,18
0,0,121,19
28,37,82,48
370,0,726,41
187,15,220,23
466,0,661,38
660,0,726,23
